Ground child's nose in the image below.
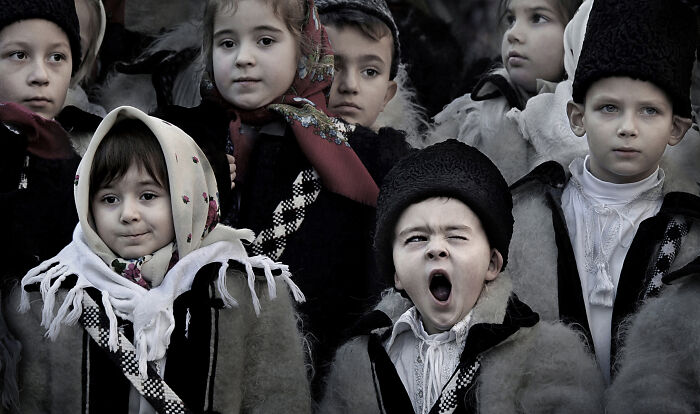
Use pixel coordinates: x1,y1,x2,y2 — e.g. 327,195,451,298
506,21,525,44
336,70,359,94
425,241,449,260
120,199,140,222
235,43,255,67
27,61,50,85
617,113,639,138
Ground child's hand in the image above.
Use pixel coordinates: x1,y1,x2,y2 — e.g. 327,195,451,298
227,154,236,188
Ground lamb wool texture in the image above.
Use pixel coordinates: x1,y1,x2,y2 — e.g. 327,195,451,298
572,0,697,117
319,274,605,413
4,268,311,414
606,276,700,413
507,156,700,377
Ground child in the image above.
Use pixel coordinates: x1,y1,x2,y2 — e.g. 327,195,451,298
507,0,699,385
155,0,411,396
427,0,583,184
316,0,427,147
320,140,604,413
316,0,398,129
5,106,310,413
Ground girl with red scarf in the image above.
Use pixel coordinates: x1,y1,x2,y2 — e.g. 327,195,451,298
156,0,411,398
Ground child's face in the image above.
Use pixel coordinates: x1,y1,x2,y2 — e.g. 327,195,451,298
0,19,72,119
91,163,175,259
568,77,690,184
326,24,397,127
212,0,299,110
392,197,501,335
500,0,566,93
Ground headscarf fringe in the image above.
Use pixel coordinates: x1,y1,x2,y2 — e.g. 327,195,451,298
136,331,149,378
47,284,84,340
249,255,278,299
249,255,305,303
243,261,262,315
41,272,69,329
19,258,63,313
215,260,239,308
101,291,119,352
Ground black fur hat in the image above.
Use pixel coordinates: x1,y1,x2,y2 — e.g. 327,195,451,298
374,139,513,285
0,0,81,74
572,0,697,117
316,0,401,79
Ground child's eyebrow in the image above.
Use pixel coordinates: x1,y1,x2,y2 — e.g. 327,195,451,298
214,25,284,38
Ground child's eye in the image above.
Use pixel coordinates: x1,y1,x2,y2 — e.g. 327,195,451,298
141,192,157,201
532,13,550,24
48,53,67,63
503,13,516,27
600,104,618,113
8,51,27,60
449,235,468,241
361,68,379,78
258,37,274,47
405,235,427,244
641,107,658,116
102,195,119,204
219,39,236,49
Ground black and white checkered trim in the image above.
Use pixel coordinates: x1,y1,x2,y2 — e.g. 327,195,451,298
250,168,322,260
645,215,690,298
431,355,482,414
80,293,190,414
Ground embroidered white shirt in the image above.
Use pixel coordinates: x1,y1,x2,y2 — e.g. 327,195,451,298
384,307,471,414
562,156,663,383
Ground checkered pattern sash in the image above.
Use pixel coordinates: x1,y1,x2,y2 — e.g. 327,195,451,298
644,214,690,298
429,355,482,414
250,168,322,260
79,291,191,414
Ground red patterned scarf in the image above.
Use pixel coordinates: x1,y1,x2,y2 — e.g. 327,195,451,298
202,0,379,206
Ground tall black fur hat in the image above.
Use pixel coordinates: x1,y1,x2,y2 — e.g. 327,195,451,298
572,0,697,117
0,0,81,74
374,139,513,285
316,0,401,79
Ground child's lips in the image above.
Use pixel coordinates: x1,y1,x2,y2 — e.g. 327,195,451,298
507,51,527,66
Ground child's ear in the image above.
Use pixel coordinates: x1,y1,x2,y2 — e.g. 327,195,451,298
567,101,587,137
669,115,692,146
394,271,403,290
486,249,503,281
382,80,398,108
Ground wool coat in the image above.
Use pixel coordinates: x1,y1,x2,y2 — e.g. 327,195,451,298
319,274,604,414
2,263,311,414
155,101,413,394
507,158,700,380
605,273,700,413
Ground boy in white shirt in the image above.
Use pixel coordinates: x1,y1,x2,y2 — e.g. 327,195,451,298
320,140,603,413
507,0,699,385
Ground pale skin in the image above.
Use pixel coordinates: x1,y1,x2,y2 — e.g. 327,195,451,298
325,24,397,128
501,0,566,95
567,77,691,184
392,197,503,335
0,19,73,119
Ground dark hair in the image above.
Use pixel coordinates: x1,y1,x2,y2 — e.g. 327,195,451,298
202,0,308,75
89,119,169,198
320,8,394,62
498,0,582,28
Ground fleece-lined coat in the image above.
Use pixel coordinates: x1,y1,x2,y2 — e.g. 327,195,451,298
2,263,310,414
605,272,700,413
319,275,604,414
507,158,700,380
425,69,587,185
155,101,413,394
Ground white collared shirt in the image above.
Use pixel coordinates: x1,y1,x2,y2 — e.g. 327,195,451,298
562,156,664,383
384,307,471,414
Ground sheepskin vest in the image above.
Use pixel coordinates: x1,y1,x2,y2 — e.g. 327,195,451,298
319,275,605,413
2,263,311,414
508,160,700,379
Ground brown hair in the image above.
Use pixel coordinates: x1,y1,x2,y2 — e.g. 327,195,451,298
202,0,308,74
498,0,582,28
89,119,169,199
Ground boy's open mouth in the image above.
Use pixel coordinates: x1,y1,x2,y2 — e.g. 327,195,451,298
429,272,452,302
